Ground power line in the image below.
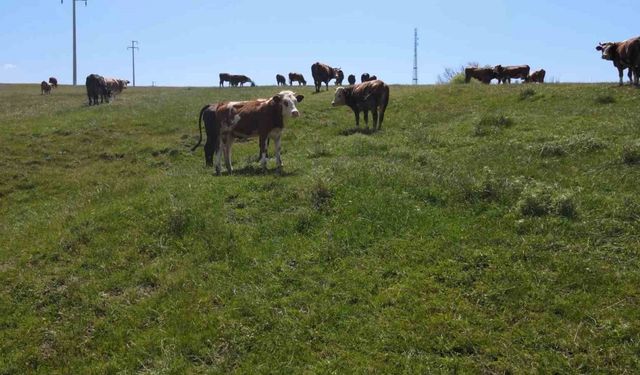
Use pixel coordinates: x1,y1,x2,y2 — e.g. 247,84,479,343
413,28,419,85
127,41,139,87
60,0,87,86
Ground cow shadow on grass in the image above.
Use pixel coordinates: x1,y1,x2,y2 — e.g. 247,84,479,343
339,127,378,136
219,164,297,177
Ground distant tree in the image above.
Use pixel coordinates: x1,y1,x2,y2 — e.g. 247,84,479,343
437,62,480,84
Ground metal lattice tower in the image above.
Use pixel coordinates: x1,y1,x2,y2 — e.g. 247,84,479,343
412,28,418,85
61,0,87,86
128,41,139,87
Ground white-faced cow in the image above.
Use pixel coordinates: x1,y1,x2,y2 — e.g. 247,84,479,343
332,80,390,131
596,38,640,86
311,62,338,92
41,81,52,95
192,90,304,175
104,77,129,99
288,72,306,86
276,74,287,86
48,77,58,88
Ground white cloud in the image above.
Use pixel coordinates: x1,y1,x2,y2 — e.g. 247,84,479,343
3,64,17,70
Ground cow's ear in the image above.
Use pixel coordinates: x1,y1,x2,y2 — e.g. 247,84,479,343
296,95,304,103
596,45,603,51
271,95,281,102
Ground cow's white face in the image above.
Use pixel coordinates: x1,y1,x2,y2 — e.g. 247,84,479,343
597,43,617,61
331,87,346,107
274,90,304,118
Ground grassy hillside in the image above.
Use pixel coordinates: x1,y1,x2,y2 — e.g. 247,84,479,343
1,82,639,373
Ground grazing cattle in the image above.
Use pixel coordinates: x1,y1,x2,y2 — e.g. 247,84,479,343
288,72,306,86
219,73,231,87
361,73,370,82
229,74,255,87
40,81,52,95
276,74,287,86
596,38,640,86
85,74,110,105
525,69,546,83
464,67,496,84
48,77,58,88
494,65,530,84
335,69,344,85
348,74,356,85
331,80,390,131
104,77,129,99
191,91,304,175
311,62,338,92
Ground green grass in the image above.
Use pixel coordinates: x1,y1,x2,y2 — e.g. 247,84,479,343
1,82,640,373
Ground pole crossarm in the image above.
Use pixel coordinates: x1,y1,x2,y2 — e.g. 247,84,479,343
127,41,140,87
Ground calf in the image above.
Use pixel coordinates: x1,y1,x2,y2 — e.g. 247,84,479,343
48,77,58,88
464,67,496,84
331,80,390,131
596,38,640,86
192,90,304,175
311,62,338,92
41,81,52,95
335,69,344,85
348,74,356,85
85,74,110,105
525,69,546,83
276,74,287,86
229,74,255,87
288,72,306,86
219,73,231,87
494,65,530,84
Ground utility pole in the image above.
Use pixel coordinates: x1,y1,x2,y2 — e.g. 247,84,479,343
128,41,139,87
413,28,419,85
61,0,87,86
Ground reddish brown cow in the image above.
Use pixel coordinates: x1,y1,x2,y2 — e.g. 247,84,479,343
219,73,231,87
229,74,255,87
192,90,304,175
288,72,306,86
596,37,640,86
464,67,496,84
494,65,530,84
311,62,338,92
525,69,546,83
41,81,52,95
276,74,286,86
331,80,390,131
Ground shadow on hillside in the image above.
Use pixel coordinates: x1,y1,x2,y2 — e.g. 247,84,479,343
339,127,378,136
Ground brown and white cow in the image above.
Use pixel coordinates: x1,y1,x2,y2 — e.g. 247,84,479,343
494,65,530,84
104,77,129,99
331,80,390,131
219,73,231,87
192,90,304,175
276,74,287,86
229,74,255,87
41,81,52,95
48,77,58,88
347,74,356,85
525,69,546,83
596,38,640,86
464,67,496,84
311,62,338,92
288,72,306,86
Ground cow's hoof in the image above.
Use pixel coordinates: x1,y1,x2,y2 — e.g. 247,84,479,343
275,167,283,175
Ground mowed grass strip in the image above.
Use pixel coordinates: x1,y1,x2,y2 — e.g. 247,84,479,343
1,83,640,373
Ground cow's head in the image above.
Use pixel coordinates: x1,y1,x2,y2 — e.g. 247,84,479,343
596,42,618,60
273,90,304,118
331,87,347,107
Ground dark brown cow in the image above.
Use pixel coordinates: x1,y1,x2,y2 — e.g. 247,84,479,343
596,38,640,86
219,73,231,87
348,74,356,85
41,81,52,95
85,74,110,105
494,65,530,84
361,73,370,83
228,74,255,87
335,69,344,85
288,72,306,86
192,90,304,175
331,80,390,131
525,69,546,83
464,67,496,84
311,62,338,92
276,74,286,86
48,77,58,88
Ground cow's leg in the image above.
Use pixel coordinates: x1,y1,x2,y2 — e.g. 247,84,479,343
363,110,369,129
372,107,379,131
379,108,385,130
215,139,222,175
618,67,624,86
204,136,214,167
354,110,360,128
223,136,233,174
259,135,268,172
272,131,283,172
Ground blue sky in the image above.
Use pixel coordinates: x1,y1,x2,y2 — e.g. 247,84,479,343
1,0,639,86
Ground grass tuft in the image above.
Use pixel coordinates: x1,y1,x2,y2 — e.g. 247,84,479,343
519,88,536,100
621,142,640,164
595,94,615,104
473,114,513,136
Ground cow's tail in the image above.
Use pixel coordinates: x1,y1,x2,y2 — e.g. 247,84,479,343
191,104,210,151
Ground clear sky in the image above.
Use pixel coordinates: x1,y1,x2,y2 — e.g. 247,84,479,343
1,0,639,86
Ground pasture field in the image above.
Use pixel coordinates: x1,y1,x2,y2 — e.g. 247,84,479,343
1,82,640,373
